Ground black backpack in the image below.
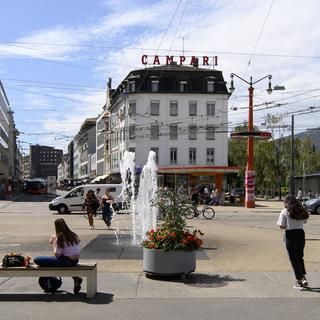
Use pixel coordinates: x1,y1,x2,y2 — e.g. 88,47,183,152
2,254,25,268
38,277,62,294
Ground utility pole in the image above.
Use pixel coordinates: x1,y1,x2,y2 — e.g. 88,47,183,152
290,115,295,196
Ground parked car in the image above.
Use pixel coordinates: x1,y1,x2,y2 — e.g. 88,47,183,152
49,184,122,214
304,198,320,215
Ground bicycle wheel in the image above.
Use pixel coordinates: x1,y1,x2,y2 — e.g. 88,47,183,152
202,207,215,219
96,208,103,220
183,205,195,219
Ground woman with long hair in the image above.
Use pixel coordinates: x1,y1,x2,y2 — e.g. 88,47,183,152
101,189,114,229
277,194,309,290
82,189,99,229
34,218,82,294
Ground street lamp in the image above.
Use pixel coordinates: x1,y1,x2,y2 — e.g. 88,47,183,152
229,73,272,208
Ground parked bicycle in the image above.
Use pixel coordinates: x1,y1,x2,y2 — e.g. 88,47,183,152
183,204,215,220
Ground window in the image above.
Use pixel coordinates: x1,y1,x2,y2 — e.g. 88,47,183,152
189,125,197,140
150,124,159,140
169,125,178,140
207,101,215,116
151,80,159,92
129,81,135,92
180,81,187,92
206,125,215,140
170,148,177,164
129,102,136,116
189,101,197,116
189,148,196,164
150,147,159,164
206,148,214,164
207,81,214,92
129,125,135,140
150,100,160,116
170,101,178,116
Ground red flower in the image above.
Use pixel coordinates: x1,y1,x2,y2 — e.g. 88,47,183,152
187,235,194,241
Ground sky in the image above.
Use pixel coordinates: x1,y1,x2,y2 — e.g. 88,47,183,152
1,0,320,154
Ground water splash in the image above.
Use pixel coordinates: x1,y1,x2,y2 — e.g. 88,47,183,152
133,151,158,244
119,150,158,245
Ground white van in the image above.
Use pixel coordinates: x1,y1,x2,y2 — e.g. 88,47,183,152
49,184,122,214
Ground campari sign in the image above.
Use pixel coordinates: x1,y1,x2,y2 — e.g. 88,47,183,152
141,55,218,66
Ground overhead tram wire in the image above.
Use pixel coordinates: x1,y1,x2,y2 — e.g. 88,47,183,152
1,40,320,60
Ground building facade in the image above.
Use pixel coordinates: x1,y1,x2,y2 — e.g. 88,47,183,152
30,145,63,179
107,64,238,190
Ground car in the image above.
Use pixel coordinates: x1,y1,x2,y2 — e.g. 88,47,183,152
304,198,320,215
230,188,244,197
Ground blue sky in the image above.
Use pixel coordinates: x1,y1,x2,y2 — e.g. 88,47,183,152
1,0,320,153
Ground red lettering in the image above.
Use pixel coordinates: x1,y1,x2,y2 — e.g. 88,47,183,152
214,56,218,66
203,56,209,66
153,55,160,65
166,55,174,65
179,56,186,65
190,56,198,66
141,55,148,65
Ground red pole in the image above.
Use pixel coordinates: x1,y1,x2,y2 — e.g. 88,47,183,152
245,85,255,208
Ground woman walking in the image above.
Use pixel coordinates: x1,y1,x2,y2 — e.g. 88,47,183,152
83,189,99,230
34,218,82,294
101,189,114,229
277,194,309,290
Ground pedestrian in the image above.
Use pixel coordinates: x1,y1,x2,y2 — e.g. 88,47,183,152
82,190,99,229
277,194,309,290
209,188,220,205
191,187,199,207
297,188,303,202
101,189,114,229
307,190,313,200
95,188,102,203
33,218,82,294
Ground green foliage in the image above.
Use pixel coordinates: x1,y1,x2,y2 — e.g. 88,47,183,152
142,188,203,251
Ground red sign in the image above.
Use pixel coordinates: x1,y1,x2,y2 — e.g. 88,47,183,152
141,55,218,66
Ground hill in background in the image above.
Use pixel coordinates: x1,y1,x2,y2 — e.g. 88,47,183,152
295,128,320,150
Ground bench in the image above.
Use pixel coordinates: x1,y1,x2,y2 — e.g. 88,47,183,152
0,263,97,298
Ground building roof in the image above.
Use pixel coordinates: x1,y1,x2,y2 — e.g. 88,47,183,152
111,64,228,101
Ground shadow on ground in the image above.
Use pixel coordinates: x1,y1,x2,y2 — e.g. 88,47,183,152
0,292,114,304
146,273,246,288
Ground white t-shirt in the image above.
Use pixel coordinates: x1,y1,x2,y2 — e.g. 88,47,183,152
277,208,306,230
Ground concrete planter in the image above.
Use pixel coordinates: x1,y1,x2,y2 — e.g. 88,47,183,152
143,247,196,276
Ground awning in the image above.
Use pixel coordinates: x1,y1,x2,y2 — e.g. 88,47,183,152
158,165,240,175
90,174,109,183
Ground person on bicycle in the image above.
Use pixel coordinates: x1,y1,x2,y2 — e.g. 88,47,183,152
101,189,114,229
191,187,199,207
82,190,99,230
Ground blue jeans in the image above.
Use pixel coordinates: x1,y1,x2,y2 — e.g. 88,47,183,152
34,255,78,267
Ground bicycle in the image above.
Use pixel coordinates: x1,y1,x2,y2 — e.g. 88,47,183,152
183,204,215,220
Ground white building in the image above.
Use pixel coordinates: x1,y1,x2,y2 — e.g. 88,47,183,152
108,64,238,190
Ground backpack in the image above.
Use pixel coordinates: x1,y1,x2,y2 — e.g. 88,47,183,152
38,277,62,294
2,254,25,268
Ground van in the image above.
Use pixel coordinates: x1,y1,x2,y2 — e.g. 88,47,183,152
49,184,122,214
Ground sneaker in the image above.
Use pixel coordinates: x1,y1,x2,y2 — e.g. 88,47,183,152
293,282,304,290
301,278,309,287
73,277,83,294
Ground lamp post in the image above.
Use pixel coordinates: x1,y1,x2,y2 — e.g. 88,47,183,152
229,73,272,208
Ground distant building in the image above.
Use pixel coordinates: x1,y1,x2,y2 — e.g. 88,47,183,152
23,155,31,180
30,145,63,179
73,118,97,183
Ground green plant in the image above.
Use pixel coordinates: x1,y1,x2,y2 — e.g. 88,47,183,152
142,188,203,251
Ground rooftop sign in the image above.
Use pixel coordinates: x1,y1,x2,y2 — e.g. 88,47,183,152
141,55,218,66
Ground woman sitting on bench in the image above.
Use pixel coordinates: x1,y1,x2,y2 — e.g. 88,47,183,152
34,218,82,294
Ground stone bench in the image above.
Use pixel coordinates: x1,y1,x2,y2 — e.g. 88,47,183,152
0,263,97,298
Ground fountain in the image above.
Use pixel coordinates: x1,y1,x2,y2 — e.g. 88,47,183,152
119,150,158,245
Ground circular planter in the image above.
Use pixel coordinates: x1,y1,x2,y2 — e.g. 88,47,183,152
143,247,196,276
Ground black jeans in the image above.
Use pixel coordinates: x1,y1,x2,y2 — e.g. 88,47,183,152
285,229,306,281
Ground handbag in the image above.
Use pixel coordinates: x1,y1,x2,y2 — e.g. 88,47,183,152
2,253,25,268
38,277,62,294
